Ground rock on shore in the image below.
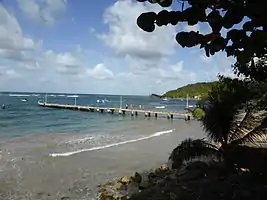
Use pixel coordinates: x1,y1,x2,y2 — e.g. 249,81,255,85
98,161,267,200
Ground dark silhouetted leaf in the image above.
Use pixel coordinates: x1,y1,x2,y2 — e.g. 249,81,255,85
137,12,156,32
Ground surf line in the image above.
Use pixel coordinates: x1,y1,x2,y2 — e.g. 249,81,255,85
49,129,175,157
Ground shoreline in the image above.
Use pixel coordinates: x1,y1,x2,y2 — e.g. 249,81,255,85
0,120,205,200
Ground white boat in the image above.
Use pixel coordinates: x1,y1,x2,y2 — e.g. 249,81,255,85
103,98,110,103
67,95,79,98
21,99,28,102
155,106,166,109
162,97,168,101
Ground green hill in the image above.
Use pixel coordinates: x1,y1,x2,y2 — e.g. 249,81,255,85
163,81,217,100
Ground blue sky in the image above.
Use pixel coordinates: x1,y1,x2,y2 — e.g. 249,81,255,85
0,0,235,95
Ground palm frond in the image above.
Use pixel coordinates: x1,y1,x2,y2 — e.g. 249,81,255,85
229,105,262,142
203,77,251,145
169,138,219,169
203,102,240,145
231,112,267,145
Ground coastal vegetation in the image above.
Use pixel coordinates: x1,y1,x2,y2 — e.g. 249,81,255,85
163,81,217,99
191,107,205,120
98,0,267,199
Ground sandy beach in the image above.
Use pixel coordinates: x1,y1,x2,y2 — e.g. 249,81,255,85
0,119,205,200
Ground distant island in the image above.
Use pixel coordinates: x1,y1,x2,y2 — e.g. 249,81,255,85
151,81,217,100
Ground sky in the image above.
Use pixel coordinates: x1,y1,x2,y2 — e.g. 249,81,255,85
0,0,236,95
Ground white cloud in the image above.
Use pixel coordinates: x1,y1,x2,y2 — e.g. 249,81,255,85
202,54,237,80
5,69,20,77
96,0,199,94
0,4,41,71
89,27,95,34
0,0,234,95
86,63,114,80
42,50,83,74
149,61,196,82
183,24,199,32
200,54,212,63
0,5,37,51
18,0,67,25
99,0,176,60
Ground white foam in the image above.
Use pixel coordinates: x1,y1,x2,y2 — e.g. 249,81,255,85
64,136,94,144
9,94,30,97
49,129,175,157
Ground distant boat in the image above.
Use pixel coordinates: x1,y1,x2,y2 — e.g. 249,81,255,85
162,97,168,101
2,104,6,109
156,105,166,109
67,95,79,98
97,98,110,104
103,98,110,103
21,99,28,102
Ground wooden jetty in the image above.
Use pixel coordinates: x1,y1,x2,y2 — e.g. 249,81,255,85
38,101,192,120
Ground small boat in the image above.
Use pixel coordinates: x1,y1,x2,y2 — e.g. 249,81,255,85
162,97,168,101
103,98,110,103
97,98,110,104
67,95,79,98
21,99,28,102
2,104,6,109
155,106,166,109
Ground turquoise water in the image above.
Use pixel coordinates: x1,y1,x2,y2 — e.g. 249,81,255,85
0,92,193,138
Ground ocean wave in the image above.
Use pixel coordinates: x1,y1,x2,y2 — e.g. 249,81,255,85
49,129,175,157
9,94,30,97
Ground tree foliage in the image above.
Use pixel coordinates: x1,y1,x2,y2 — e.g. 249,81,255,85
192,107,205,120
163,81,217,99
169,77,267,171
136,0,267,78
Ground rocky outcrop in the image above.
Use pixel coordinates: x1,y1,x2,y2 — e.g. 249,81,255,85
98,164,171,200
98,161,267,200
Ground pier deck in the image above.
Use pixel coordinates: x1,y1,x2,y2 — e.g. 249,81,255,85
38,102,192,119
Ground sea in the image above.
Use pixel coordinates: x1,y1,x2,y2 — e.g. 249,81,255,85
0,92,203,200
